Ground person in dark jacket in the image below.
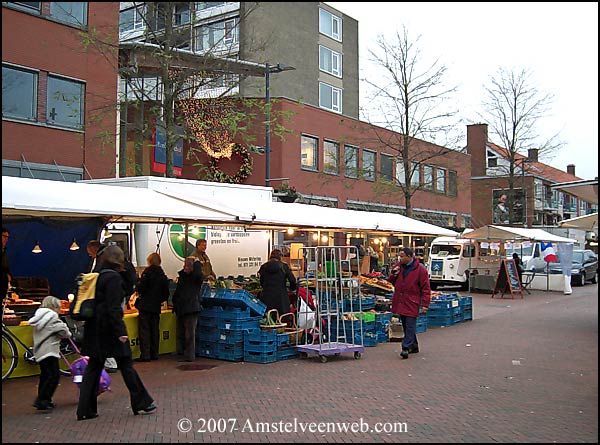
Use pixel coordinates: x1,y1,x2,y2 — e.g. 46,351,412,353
172,257,203,362
134,253,170,362
76,245,156,421
387,247,430,360
257,249,297,317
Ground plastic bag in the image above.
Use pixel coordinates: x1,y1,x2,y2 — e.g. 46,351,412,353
297,297,316,330
70,356,112,395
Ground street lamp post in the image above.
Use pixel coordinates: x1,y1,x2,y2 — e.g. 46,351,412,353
264,62,295,187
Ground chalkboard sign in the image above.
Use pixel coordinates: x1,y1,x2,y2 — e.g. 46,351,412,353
492,259,523,299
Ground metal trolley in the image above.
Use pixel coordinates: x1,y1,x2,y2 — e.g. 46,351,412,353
295,246,365,363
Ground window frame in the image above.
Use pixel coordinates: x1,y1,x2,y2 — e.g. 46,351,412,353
436,167,446,194
362,149,376,182
49,2,88,28
119,4,146,33
323,139,340,175
319,82,342,113
2,64,38,122
380,153,394,183
343,144,359,179
319,45,342,77
319,7,342,41
46,74,85,130
395,159,406,185
411,162,421,187
300,134,319,171
423,165,434,190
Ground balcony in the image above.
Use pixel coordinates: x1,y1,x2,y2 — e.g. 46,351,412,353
543,199,559,210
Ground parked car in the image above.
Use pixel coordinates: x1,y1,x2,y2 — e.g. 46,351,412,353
546,249,598,286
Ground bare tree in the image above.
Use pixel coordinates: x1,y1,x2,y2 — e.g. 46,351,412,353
361,27,460,217
481,67,563,224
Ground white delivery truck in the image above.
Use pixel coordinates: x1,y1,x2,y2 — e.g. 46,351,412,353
104,223,270,281
427,236,504,290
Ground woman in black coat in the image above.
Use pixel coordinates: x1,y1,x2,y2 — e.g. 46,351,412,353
135,253,170,362
258,249,297,317
76,245,156,420
172,257,204,362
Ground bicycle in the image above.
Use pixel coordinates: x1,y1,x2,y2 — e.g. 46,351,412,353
2,296,81,381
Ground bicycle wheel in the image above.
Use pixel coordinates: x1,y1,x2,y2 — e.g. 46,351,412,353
58,338,82,376
2,332,18,381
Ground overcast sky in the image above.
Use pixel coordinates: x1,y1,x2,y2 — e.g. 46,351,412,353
327,2,598,180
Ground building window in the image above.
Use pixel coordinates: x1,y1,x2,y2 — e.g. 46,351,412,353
4,2,41,13
195,19,238,52
319,82,342,113
301,135,318,171
436,168,446,194
395,159,406,185
423,165,433,190
46,75,85,129
2,65,37,122
448,170,457,196
319,45,342,77
411,162,420,187
319,7,341,41
174,3,190,26
487,149,497,168
344,145,358,178
380,154,394,182
323,140,339,175
197,1,226,10
49,2,87,27
119,4,145,33
362,149,376,181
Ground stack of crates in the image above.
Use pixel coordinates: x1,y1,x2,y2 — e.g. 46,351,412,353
243,329,278,363
375,311,393,343
197,289,266,361
459,296,473,321
327,315,378,347
427,294,462,327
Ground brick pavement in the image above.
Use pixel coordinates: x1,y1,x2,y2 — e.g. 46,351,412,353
2,283,598,443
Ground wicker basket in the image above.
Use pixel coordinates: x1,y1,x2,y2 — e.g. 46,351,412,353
279,312,304,344
260,309,287,333
3,316,22,326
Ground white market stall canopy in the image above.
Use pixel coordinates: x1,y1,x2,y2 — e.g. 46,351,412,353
460,225,575,243
1,176,245,224
558,213,598,231
157,189,459,237
3,175,458,237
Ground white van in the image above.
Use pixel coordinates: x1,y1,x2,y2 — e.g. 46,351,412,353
427,237,504,290
504,242,546,273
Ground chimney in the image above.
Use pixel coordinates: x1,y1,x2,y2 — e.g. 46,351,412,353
567,164,576,176
527,148,538,163
466,124,488,177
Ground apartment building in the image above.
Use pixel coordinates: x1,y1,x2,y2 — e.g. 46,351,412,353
2,2,120,180
466,123,598,227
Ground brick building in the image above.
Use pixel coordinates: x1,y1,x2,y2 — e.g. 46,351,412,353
2,2,119,181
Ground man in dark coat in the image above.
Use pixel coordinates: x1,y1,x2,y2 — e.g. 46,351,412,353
172,257,204,362
77,245,156,420
257,249,297,317
388,247,430,359
135,252,170,362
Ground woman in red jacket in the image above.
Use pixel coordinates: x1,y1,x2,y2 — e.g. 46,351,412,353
388,247,430,359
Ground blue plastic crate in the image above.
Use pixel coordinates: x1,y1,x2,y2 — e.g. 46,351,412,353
244,328,277,343
218,316,261,331
353,332,378,347
276,347,299,361
203,289,266,316
244,350,277,364
199,306,224,318
244,337,277,353
218,329,246,344
218,306,253,319
196,341,218,358
427,314,455,327
277,332,296,347
196,326,220,342
376,332,389,343
217,343,244,361
197,314,218,328
462,309,473,321
375,311,393,324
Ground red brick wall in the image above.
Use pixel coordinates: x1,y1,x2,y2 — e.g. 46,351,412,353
2,3,119,178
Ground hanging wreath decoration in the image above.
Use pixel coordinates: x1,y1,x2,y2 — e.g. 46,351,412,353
208,143,253,184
